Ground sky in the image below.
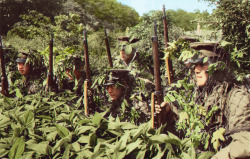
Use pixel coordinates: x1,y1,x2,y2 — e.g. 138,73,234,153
117,0,216,16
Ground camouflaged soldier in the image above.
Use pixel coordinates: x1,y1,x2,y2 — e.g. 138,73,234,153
15,50,46,95
103,69,151,124
186,42,250,158
60,55,86,95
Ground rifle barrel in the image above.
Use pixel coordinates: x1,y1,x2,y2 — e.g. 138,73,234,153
0,36,9,96
104,29,113,67
48,32,54,87
162,5,174,85
152,21,162,93
83,29,91,80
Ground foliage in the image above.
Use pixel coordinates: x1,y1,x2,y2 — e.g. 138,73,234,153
202,0,250,73
0,0,64,35
75,0,140,30
167,9,210,31
0,92,214,158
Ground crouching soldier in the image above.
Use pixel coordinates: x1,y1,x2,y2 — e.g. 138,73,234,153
15,50,47,96
103,69,151,124
158,42,250,158
60,55,86,96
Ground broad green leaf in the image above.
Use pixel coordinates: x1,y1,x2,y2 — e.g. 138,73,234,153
55,124,70,138
23,110,34,125
91,113,102,126
197,151,215,159
203,57,208,63
89,133,97,147
126,139,142,154
62,144,71,159
136,145,146,159
8,137,25,159
77,126,96,134
72,142,81,152
0,115,10,128
78,135,89,144
15,88,23,98
181,152,192,159
178,112,189,124
0,149,9,158
27,141,49,155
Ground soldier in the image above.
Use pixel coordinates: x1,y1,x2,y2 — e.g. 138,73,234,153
15,50,46,95
159,42,250,158
60,55,86,95
103,69,151,124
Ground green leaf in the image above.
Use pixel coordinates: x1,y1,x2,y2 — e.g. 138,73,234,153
0,149,9,158
126,139,142,154
78,135,89,144
27,141,49,155
0,115,11,128
8,137,25,159
91,113,102,126
62,144,71,159
15,88,23,98
23,110,34,125
197,151,215,159
72,142,81,152
55,124,70,138
203,57,208,63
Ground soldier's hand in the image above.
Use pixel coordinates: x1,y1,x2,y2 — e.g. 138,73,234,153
155,102,170,114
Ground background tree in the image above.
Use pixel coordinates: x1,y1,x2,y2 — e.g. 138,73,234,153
0,0,64,35
201,0,249,75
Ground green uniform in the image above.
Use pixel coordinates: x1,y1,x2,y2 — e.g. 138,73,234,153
204,84,250,158
14,75,45,96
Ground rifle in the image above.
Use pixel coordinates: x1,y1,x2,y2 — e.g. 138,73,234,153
47,32,54,92
83,28,91,116
0,36,9,96
104,29,113,67
151,21,163,128
162,5,174,85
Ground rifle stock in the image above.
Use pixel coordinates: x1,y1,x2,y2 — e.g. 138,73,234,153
151,21,163,128
162,5,174,85
47,32,54,90
104,29,113,67
0,36,9,96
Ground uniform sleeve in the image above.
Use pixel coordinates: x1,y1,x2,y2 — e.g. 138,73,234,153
213,86,250,159
212,131,250,159
225,86,250,134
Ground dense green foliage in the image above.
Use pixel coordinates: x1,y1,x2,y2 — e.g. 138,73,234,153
75,0,140,30
0,93,215,158
0,0,64,35
202,0,250,73
167,9,210,31
0,0,249,158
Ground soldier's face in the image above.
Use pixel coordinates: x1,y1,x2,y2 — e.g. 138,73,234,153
120,50,130,61
17,62,30,75
106,84,123,101
195,62,209,87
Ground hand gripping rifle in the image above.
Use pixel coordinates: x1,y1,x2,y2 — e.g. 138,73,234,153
151,21,163,128
0,36,9,96
104,29,113,68
47,32,54,92
83,28,91,116
163,5,174,85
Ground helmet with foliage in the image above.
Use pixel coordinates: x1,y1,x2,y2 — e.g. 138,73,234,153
117,35,140,55
16,49,46,78
104,69,135,99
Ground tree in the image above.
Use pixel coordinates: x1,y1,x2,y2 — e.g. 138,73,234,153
201,0,249,73
0,0,64,35
75,0,140,30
